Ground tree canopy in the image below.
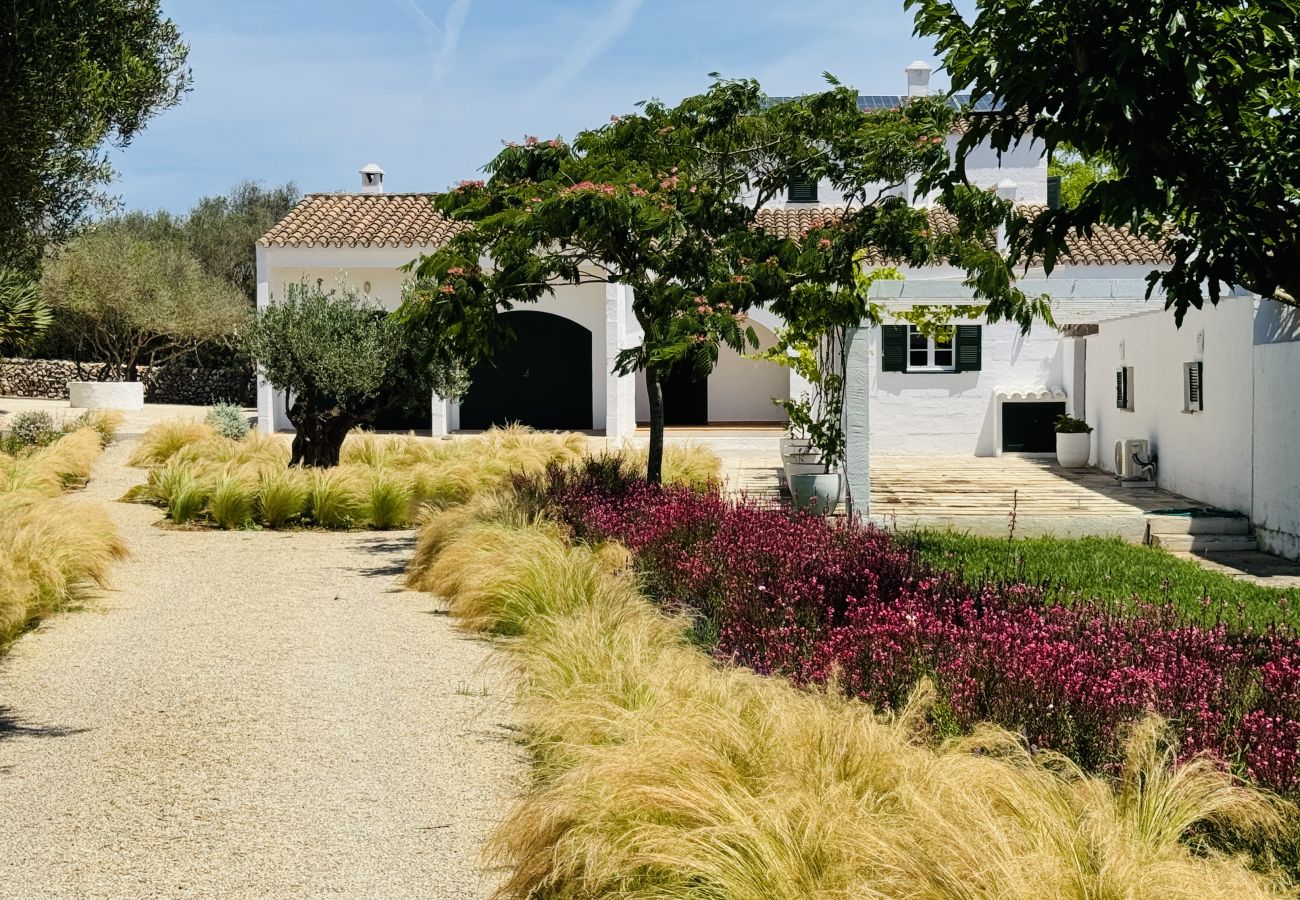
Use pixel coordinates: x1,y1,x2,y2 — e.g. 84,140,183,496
249,281,468,467
73,181,300,303
185,181,302,301
40,226,248,380
909,0,1300,321
0,0,191,275
399,76,1037,482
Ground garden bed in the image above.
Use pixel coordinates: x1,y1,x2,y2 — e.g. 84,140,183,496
539,461,1300,798
123,420,720,531
1,413,127,646
405,458,1295,897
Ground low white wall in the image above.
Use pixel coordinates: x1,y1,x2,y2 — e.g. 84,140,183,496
1085,298,1255,513
869,320,1065,456
1252,317,1300,558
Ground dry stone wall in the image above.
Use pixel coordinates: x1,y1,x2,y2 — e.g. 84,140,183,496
0,359,254,407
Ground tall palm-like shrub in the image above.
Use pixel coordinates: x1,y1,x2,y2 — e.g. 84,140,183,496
0,269,52,354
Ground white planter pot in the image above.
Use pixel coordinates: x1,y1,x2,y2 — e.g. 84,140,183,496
784,458,829,477
780,437,812,459
788,472,844,515
1055,431,1091,468
68,381,145,411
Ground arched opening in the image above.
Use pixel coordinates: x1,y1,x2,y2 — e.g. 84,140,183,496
458,310,594,430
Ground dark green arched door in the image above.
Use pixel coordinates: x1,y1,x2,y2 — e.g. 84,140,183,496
459,311,593,431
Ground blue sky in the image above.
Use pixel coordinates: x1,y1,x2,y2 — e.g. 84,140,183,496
109,0,959,213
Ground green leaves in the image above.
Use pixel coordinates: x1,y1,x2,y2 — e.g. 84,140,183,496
912,0,1300,318
0,269,53,355
1,0,192,274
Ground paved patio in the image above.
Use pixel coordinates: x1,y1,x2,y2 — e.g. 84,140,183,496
865,455,1195,540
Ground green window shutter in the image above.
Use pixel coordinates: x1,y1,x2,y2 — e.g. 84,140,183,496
881,325,907,372
954,325,982,372
1047,175,1062,210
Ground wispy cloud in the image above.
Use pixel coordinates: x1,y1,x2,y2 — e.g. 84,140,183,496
535,0,645,96
390,0,474,85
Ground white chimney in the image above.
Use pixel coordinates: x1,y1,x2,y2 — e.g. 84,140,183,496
360,163,385,194
905,61,932,98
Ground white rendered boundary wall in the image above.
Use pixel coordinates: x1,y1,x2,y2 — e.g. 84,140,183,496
1086,297,1300,559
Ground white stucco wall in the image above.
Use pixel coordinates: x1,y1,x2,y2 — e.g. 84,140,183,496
868,319,1066,456
1084,298,1256,513
634,320,789,424
755,135,1048,210
1251,306,1300,558
263,246,428,312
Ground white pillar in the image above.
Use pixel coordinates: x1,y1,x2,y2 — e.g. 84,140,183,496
843,325,872,518
604,282,637,441
255,245,276,434
430,393,450,437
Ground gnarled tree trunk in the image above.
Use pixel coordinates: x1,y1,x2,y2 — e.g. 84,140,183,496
288,398,354,468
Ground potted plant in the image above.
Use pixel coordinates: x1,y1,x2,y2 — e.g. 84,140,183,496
1054,414,1093,468
783,340,847,515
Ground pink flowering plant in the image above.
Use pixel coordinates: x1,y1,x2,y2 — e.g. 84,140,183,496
533,459,1300,797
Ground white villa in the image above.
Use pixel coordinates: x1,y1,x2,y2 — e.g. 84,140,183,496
255,62,1300,558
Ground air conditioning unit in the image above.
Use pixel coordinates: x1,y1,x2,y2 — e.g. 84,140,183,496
1114,439,1150,480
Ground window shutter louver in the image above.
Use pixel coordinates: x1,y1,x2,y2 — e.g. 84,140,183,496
1047,175,1062,210
788,177,819,204
1116,367,1134,410
954,325,982,372
1184,361,1203,412
881,325,907,372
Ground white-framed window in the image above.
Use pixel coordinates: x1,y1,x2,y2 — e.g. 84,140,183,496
907,325,957,372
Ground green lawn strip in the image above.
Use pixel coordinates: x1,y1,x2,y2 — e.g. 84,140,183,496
906,531,1300,631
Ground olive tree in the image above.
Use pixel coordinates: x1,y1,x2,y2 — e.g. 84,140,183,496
40,226,248,379
247,282,468,467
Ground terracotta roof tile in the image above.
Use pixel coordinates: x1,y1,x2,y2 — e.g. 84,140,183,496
754,203,1171,266
261,194,1171,267
257,193,465,248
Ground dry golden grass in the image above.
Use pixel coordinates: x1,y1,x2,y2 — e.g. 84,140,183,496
125,421,603,530
409,491,1297,900
0,430,128,647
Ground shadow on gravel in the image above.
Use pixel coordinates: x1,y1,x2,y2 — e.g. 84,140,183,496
0,706,88,742
350,535,417,580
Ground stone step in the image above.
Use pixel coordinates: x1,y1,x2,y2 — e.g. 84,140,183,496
1146,516,1252,536
1150,533,1259,552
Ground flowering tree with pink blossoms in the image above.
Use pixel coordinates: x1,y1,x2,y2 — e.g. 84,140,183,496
399,77,1042,482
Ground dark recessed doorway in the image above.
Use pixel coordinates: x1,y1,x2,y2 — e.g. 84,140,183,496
458,311,593,431
1001,401,1065,453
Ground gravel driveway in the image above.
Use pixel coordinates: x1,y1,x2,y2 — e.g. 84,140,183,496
0,436,521,899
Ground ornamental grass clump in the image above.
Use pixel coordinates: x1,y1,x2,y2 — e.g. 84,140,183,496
125,420,606,530
409,487,1293,899
0,430,127,647
256,470,309,528
367,470,413,530
207,476,255,530
306,468,366,528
